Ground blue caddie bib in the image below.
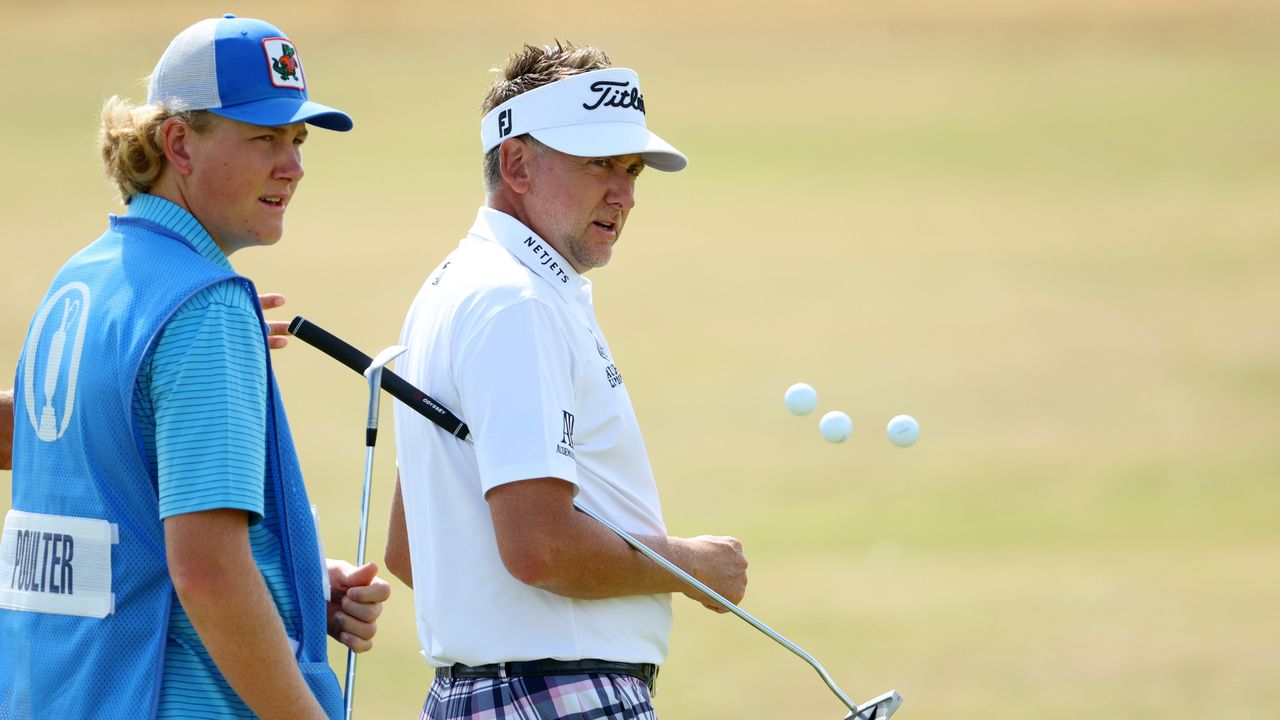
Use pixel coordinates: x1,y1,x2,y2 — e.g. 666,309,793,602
0,216,342,718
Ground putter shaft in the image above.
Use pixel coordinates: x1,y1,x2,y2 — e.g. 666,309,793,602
287,321,900,718
343,444,377,719
345,347,404,720
574,504,874,716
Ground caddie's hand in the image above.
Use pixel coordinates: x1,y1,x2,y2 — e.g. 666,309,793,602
257,293,290,349
682,535,748,613
326,559,392,653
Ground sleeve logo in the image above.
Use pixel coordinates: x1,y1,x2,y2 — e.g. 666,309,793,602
557,411,576,458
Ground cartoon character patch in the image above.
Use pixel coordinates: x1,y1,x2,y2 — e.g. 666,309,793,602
262,37,306,90
273,45,299,82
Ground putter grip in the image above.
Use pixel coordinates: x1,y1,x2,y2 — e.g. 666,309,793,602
288,315,472,441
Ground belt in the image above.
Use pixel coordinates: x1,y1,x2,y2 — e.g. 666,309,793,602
438,659,659,693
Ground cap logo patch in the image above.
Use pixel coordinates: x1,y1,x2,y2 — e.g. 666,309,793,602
263,37,305,90
583,80,645,114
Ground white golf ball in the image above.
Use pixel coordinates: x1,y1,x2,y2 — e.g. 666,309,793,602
819,411,853,443
886,414,920,447
784,383,818,416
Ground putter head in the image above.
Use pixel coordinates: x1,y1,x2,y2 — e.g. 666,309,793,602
843,691,903,720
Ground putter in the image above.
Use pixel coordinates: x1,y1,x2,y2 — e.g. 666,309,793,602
343,343,407,720
289,317,902,719
576,504,902,720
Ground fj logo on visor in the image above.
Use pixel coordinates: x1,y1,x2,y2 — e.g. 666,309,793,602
498,109,513,138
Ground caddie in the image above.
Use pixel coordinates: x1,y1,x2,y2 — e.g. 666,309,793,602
0,14,389,719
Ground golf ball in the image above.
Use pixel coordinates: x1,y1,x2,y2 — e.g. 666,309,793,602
819,411,853,443
886,414,920,447
784,383,818,416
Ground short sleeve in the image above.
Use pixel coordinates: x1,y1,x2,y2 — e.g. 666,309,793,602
455,299,579,495
149,281,267,522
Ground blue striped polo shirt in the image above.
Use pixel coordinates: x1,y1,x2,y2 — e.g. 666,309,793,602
128,194,303,718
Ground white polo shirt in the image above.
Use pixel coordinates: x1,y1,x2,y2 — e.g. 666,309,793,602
394,207,672,668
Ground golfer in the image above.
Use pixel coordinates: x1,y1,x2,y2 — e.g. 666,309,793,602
387,43,748,719
0,15,388,719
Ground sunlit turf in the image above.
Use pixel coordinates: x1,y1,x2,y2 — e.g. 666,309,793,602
3,2,1278,717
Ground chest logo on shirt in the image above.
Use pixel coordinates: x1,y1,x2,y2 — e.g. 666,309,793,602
22,282,91,442
557,411,576,458
587,328,609,361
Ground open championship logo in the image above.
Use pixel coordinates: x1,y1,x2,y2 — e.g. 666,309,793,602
23,282,91,442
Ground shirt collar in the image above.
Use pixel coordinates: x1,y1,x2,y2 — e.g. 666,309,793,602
470,207,592,305
125,194,234,271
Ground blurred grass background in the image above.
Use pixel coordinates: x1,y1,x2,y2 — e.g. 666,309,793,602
3,0,1279,717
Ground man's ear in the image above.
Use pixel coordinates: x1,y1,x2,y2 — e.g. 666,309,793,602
499,138,533,194
159,116,196,176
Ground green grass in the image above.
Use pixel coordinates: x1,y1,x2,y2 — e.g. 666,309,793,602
3,1,1279,717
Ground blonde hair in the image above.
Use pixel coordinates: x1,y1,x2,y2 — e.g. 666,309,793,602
99,96,216,204
481,42,612,194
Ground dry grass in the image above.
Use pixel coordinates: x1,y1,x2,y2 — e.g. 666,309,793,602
3,1,1278,717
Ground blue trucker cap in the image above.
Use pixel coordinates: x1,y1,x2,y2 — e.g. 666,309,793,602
147,13,352,131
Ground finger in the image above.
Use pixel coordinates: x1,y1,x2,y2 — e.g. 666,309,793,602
344,635,373,653
257,293,286,310
338,629,374,653
262,300,290,350
345,578,392,606
339,562,381,589
341,592,385,623
333,611,378,650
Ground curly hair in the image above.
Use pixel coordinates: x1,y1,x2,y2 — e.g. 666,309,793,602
99,96,215,204
481,42,612,195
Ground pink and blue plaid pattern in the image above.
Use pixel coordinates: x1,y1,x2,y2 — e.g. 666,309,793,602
420,673,657,720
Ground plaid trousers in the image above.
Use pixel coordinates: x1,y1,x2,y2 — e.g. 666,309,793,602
419,673,657,720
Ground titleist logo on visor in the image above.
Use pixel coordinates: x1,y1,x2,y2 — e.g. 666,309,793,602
582,80,645,114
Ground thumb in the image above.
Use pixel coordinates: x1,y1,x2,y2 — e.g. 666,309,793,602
341,561,380,588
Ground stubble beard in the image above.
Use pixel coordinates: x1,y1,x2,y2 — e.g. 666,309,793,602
566,231,615,271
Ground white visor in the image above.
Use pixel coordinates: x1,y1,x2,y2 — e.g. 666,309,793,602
481,68,687,172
